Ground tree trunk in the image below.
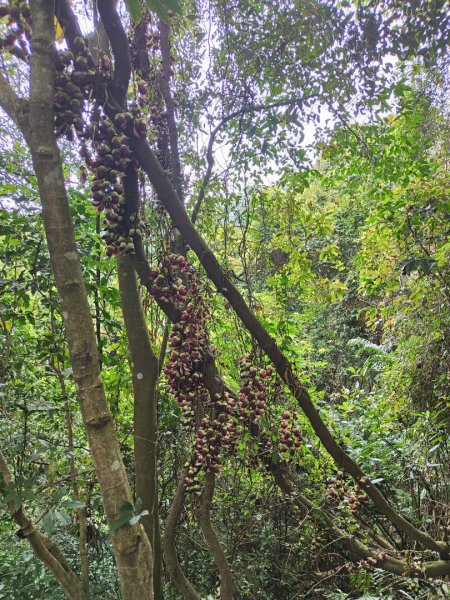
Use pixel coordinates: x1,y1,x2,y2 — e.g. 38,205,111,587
26,1,155,597
117,254,163,599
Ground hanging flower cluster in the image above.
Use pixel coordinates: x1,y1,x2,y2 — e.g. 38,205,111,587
237,357,305,467
327,472,369,513
161,258,210,423
160,265,225,491
145,253,243,492
129,21,169,149
49,37,149,256
347,482,369,513
83,112,139,256
52,37,102,140
53,49,86,138
53,41,133,255
185,392,238,494
114,110,147,139
326,470,348,501
146,253,190,304
278,410,303,458
238,355,273,423
81,114,139,256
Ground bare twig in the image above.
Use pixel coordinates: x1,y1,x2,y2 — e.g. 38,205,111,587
191,98,305,223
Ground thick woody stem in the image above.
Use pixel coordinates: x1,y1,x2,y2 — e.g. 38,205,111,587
97,0,131,105
197,471,234,600
26,1,154,597
119,157,185,599
163,470,201,600
117,254,159,535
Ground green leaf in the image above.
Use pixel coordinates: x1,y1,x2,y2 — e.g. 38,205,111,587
54,510,71,526
13,494,23,511
110,512,132,532
21,488,35,501
41,512,55,535
52,487,68,503
129,514,141,526
145,0,181,23
61,499,85,509
124,0,143,23
4,489,17,503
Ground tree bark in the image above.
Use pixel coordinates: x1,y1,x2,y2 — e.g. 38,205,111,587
197,472,234,600
158,20,183,201
117,253,163,599
23,2,155,597
163,470,201,600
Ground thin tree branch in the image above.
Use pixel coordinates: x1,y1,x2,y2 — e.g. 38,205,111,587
0,450,87,600
326,102,374,158
0,72,31,142
191,98,305,224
